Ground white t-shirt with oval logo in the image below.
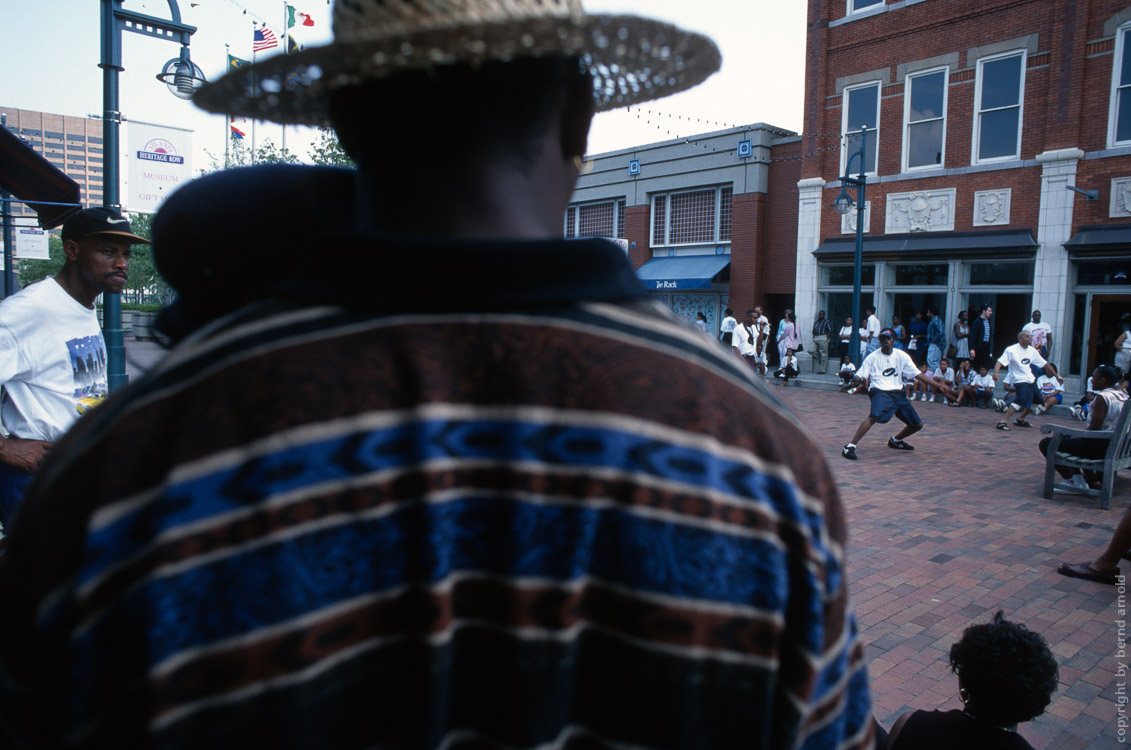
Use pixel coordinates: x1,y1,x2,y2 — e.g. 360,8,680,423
997,343,1046,384
857,347,919,392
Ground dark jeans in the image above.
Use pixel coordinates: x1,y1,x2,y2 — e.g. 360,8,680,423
0,462,34,531
1039,435,1110,477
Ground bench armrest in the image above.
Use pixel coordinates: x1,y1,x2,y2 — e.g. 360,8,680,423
1039,423,1114,439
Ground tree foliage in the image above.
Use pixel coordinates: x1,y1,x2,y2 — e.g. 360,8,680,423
310,128,354,168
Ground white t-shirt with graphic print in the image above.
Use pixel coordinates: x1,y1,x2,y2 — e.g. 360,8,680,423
857,347,919,392
996,343,1046,384
0,277,107,442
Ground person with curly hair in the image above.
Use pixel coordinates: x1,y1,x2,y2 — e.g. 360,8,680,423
886,611,1058,749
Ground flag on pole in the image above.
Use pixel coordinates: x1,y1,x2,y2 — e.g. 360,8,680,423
253,26,278,51
287,34,300,54
228,53,251,71
230,116,246,140
286,5,315,27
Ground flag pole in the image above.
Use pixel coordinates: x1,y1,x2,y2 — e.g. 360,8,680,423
251,34,257,165
281,3,288,156
225,43,231,168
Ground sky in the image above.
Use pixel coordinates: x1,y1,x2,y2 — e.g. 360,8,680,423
1,0,808,169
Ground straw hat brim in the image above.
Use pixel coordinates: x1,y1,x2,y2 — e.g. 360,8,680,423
193,14,721,126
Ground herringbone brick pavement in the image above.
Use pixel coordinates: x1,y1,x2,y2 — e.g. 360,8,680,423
775,384,1129,749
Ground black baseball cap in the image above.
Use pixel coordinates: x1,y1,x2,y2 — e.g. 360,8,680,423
61,207,150,245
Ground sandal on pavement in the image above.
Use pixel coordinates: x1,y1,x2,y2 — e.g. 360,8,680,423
996,422,1010,431
1013,419,1032,428
1057,562,1121,585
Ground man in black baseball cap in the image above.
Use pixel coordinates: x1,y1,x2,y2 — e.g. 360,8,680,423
0,207,148,537
841,327,939,459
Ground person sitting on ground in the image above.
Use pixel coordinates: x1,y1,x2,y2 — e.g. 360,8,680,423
1071,375,1096,421
931,358,957,405
773,348,800,386
950,360,975,407
838,354,857,385
886,611,1058,749
902,362,920,400
1033,363,1064,416
960,365,995,409
909,362,931,401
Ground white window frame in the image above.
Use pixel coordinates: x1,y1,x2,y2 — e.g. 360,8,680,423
1108,21,1131,148
649,185,733,248
972,49,1026,165
841,81,881,176
902,66,948,172
563,198,625,240
847,0,884,15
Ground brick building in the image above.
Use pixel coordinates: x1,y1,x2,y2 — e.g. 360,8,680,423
568,124,802,335
796,0,1131,387
0,106,106,216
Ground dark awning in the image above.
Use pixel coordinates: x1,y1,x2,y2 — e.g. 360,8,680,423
0,123,81,229
635,255,731,290
1063,224,1131,257
813,229,1038,260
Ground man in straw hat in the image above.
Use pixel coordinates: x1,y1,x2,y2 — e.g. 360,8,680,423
0,3,874,748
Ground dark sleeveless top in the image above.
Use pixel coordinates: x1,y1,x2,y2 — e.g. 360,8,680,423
890,710,1035,750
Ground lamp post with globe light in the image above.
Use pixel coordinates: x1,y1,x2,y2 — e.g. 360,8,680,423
100,0,204,391
832,125,868,367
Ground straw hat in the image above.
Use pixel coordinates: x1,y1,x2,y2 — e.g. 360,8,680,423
193,0,721,126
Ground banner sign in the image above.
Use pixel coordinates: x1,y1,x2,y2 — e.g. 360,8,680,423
127,121,192,214
14,226,49,259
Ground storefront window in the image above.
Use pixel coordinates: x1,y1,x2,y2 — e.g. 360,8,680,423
1070,294,1086,376
825,265,876,286
968,262,1034,285
892,264,948,286
1077,259,1131,286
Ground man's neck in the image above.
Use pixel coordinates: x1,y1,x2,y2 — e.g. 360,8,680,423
52,265,98,309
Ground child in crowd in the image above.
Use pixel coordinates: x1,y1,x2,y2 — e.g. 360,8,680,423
949,360,975,407
931,358,957,404
963,365,995,408
838,355,856,385
994,371,1017,413
910,362,932,401
774,348,799,386
1033,363,1064,415
1071,375,1095,421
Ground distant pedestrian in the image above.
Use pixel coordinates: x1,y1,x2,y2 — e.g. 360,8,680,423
841,328,938,460
774,348,799,386
776,308,793,367
908,311,928,365
1114,314,1130,374
838,315,854,362
925,308,947,371
1022,310,1052,359
694,311,709,334
719,307,736,346
863,305,881,357
810,309,832,373
890,314,907,350
731,308,760,369
952,310,970,366
970,304,994,371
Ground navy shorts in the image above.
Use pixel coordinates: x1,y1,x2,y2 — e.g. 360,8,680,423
869,389,922,427
1013,381,1037,409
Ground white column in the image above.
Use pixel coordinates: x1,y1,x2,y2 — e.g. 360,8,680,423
796,177,827,367
1034,148,1082,372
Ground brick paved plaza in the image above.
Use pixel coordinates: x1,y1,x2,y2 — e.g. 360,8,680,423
775,382,1129,748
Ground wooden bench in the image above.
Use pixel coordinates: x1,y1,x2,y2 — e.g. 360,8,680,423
1041,402,1131,510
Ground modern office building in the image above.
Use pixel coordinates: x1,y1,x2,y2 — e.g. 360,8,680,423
0,106,106,217
796,0,1131,386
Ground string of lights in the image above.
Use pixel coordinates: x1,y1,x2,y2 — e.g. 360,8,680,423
617,106,855,165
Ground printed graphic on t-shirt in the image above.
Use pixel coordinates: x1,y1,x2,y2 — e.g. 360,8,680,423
69,335,108,413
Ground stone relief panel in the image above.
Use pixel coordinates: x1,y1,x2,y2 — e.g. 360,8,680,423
1110,177,1131,218
885,188,955,233
972,189,1011,227
840,201,871,235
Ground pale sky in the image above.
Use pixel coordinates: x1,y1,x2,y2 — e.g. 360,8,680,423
1,0,807,167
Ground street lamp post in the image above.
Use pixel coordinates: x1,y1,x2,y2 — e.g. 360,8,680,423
832,125,868,367
100,0,201,391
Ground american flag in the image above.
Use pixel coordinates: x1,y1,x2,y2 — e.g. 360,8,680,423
253,26,278,52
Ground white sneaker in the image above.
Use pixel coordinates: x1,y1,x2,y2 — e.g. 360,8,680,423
1061,474,1089,490
1032,405,1044,416
847,387,857,394
993,398,1004,412
928,395,936,403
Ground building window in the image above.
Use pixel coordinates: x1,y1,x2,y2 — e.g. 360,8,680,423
973,51,1025,163
842,82,879,175
45,131,63,140
563,198,626,239
650,186,733,247
1110,23,1131,146
88,136,103,144
20,128,41,137
67,144,86,152
66,134,86,141
848,0,883,13
903,68,947,171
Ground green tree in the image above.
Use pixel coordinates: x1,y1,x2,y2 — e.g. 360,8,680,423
122,213,174,306
310,127,354,168
206,136,302,170
16,235,65,287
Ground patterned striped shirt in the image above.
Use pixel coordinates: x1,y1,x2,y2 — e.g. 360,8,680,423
0,237,874,749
